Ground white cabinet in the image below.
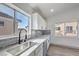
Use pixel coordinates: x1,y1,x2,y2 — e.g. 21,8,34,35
28,44,43,56
32,13,38,29
32,13,46,30
28,51,35,56
46,36,50,50
43,40,48,56
34,44,43,56
29,36,50,56
20,35,50,56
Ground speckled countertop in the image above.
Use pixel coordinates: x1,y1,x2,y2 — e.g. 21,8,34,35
0,35,50,56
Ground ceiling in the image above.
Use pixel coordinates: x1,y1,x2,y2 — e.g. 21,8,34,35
13,3,79,20
13,3,34,14
29,3,79,19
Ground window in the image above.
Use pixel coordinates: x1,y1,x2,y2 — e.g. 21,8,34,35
15,11,30,37
15,11,29,29
55,23,64,36
0,4,14,18
0,4,14,35
56,27,60,30
0,21,4,26
66,26,73,33
55,22,77,37
0,4,30,36
65,22,77,36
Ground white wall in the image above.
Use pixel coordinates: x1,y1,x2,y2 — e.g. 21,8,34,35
47,7,79,48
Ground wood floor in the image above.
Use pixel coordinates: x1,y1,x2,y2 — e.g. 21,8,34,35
47,44,79,56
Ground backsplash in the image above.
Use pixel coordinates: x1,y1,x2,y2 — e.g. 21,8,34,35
31,30,51,38
0,36,19,48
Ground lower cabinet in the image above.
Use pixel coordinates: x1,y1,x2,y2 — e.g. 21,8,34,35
43,40,48,56
28,51,35,56
27,37,50,56
46,36,50,50
47,39,49,50
29,44,43,56
34,44,43,56
29,39,50,56
29,41,48,56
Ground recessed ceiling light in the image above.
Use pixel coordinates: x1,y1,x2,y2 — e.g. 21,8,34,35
50,9,54,12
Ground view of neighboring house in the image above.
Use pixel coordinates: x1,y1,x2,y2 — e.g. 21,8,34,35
0,12,16,35
0,11,28,36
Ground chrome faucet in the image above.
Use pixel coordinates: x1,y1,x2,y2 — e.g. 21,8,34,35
19,28,27,44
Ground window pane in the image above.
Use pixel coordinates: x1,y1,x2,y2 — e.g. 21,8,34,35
0,4,14,35
0,21,4,26
15,11,29,29
65,22,77,36
56,27,60,30
55,23,64,36
0,4,14,18
66,26,73,33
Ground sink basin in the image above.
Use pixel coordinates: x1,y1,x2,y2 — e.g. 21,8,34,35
6,41,37,56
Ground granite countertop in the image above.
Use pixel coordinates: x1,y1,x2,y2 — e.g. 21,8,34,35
0,35,50,56
20,38,47,56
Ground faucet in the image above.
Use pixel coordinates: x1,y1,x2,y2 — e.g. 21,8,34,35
19,28,27,44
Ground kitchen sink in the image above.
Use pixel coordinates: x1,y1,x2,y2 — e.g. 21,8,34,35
6,41,37,56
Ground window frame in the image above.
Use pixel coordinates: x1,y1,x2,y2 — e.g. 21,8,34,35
0,3,31,36
14,10,29,29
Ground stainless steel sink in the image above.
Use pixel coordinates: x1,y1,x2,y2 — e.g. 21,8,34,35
6,41,37,56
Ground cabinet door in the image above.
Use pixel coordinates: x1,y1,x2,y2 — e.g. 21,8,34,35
46,36,51,49
32,13,46,30
47,38,50,49
28,51,35,56
35,44,43,56
38,14,46,30
47,39,49,49
32,13,38,29
43,41,47,56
